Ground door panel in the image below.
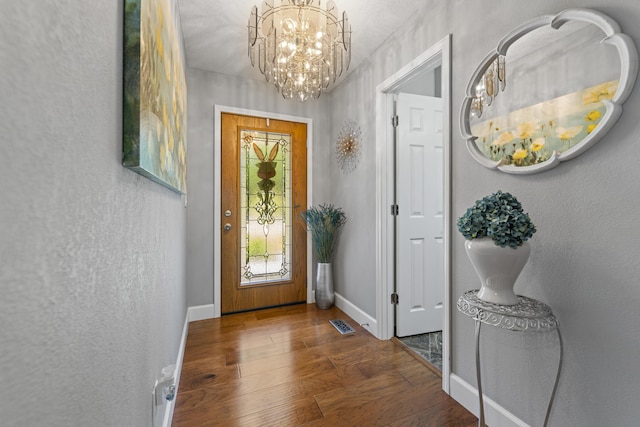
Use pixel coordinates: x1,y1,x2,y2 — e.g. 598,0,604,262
396,93,444,337
221,113,307,314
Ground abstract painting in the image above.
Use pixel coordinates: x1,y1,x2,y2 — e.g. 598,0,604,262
123,0,187,193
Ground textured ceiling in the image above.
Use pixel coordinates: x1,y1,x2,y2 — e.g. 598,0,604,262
178,0,428,84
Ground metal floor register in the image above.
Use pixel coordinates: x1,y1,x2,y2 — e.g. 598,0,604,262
329,319,356,334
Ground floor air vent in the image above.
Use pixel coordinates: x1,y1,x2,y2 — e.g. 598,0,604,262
329,319,356,334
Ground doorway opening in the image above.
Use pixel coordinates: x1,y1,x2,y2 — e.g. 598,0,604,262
374,35,452,391
213,106,314,318
394,90,444,372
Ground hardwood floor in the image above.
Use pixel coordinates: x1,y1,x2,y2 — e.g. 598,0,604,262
172,304,477,426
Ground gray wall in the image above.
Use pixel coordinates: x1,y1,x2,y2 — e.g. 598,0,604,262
1,1,187,426
328,0,640,425
10,0,640,426
185,68,331,306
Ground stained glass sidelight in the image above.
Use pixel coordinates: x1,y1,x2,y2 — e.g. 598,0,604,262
240,129,292,285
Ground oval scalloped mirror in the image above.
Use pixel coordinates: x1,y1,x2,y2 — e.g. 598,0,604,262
460,9,638,174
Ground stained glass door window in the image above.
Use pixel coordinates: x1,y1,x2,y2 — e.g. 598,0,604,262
240,129,292,285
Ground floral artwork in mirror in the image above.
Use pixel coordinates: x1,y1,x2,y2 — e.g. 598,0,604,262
460,9,638,174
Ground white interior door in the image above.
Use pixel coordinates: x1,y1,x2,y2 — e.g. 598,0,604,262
396,92,444,337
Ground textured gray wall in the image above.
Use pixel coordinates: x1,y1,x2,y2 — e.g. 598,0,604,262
328,0,640,425
1,1,187,426
185,68,331,306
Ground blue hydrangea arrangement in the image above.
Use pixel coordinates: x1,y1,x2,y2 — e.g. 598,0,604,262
457,190,536,249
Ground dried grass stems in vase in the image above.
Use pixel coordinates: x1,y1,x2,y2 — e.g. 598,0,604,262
299,204,347,262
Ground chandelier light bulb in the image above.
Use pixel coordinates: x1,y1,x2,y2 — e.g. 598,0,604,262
284,18,296,31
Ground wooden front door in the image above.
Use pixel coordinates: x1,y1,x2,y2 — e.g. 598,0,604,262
221,113,307,314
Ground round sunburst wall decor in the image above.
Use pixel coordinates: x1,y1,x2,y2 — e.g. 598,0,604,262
336,120,362,173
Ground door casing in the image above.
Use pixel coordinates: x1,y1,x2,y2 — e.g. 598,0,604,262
214,105,314,318
374,35,452,393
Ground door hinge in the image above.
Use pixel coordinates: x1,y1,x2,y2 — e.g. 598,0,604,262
391,292,399,304
390,204,399,216
391,115,399,127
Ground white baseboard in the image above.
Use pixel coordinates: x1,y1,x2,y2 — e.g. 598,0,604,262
333,292,378,337
159,311,189,427
187,304,215,322
159,304,214,426
449,373,529,427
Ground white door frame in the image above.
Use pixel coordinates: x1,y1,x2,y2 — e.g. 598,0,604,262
374,35,452,392
213,105,314,318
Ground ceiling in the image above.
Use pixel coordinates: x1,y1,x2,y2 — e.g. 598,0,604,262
178,0,428,86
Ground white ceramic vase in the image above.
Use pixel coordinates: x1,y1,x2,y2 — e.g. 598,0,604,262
464,237,531,305
315,263,335,309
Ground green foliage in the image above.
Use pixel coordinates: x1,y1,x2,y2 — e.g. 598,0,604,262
457,190,536,249
299,204,347,263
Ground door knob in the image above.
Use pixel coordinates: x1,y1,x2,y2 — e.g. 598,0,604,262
224,223,232,231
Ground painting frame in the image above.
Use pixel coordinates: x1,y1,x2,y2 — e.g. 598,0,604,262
123,0,187,193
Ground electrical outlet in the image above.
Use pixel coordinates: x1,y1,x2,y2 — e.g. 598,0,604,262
151,365,176,427
155,378,175,406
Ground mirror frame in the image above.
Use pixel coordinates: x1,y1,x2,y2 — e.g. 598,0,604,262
460,8,638,174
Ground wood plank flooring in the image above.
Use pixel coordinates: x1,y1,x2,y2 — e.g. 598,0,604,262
172,304,477,426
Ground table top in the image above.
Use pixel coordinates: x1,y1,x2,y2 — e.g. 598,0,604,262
457,290,558,332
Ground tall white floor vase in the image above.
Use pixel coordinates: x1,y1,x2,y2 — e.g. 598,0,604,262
315,263,335,309
465,237,531,305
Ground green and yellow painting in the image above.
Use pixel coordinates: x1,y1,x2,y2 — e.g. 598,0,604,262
471,80,618,167
123,0,187,193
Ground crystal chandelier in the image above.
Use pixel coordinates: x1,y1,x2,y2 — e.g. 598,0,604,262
248,0,351,102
